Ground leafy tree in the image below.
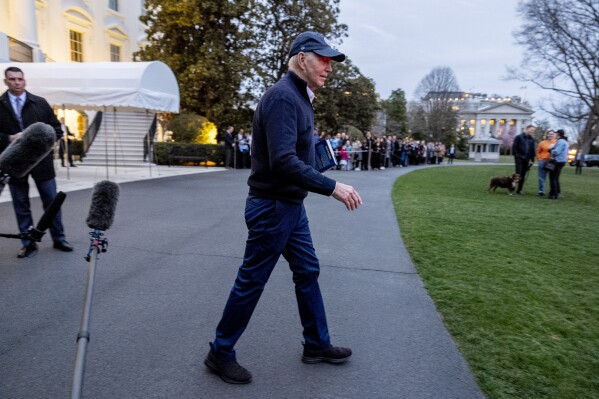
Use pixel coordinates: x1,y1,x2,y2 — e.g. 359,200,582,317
137,0,254,127
137,0,374,136
249,0,348,94
381,89,408,136
409,67,460,143
314,58,378,134
167,111,210,143
512,0,599,155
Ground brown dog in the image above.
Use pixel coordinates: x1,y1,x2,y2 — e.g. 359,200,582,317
488,173,521,195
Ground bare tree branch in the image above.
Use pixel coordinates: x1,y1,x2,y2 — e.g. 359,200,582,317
511,0,599,153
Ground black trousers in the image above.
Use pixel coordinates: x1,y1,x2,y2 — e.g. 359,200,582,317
59,141,74,166
515,157,531,193
549,162,566,198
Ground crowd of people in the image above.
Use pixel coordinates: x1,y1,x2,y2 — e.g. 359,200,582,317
320,131,456,171
223,123,573,201
219,126,253,169
220,127,459,171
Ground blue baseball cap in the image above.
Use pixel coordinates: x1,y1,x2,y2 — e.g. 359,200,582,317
288,31,346,62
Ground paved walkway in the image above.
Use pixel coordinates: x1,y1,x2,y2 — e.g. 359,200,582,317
0,162,485,398
0,161,219,203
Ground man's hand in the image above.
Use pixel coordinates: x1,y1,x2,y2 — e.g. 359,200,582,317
332,182,362,211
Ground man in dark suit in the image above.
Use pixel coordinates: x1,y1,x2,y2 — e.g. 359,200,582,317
0,66,73,258
223,125,234,169
512,124,537,194
58,117,76,167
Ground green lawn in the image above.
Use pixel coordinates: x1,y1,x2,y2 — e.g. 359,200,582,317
392,165,599,399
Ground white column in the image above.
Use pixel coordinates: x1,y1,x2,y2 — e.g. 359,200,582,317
475,118,481,138
8,0,39,48
484,119,490,138
515,119,522,135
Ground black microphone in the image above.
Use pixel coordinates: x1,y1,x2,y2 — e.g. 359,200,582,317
86,181,119,231
0,122,56,178
27,191,67,242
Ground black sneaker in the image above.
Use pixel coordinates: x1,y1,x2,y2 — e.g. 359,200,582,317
204,350,252,384
302,345,352,364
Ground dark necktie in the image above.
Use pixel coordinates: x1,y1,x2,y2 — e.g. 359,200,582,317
15,97,24,130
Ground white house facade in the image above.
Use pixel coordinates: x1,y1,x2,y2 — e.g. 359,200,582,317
0,0,146,66
460,102,534,161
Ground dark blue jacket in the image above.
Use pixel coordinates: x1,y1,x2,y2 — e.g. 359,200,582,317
248,71,336,203
512,132,536,162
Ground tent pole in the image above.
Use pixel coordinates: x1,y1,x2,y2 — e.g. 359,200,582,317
146,109,152,177
62,104,70,180
113,107,117,175
104,106,109,180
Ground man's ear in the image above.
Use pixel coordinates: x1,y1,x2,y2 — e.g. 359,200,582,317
297,52,307,70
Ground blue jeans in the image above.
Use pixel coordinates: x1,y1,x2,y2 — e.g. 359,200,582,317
211,196,330,360
537,160,548,193
9,178,65,246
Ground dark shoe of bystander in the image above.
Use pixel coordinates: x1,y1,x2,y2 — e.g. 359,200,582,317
302,345,352,364
204,349,252,384
17,242,38,258
53,239,74,252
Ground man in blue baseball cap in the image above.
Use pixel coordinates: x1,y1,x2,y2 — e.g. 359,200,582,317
288,31,346,62
204,31,361,384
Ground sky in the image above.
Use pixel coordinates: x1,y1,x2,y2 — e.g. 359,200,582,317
337,0,545,107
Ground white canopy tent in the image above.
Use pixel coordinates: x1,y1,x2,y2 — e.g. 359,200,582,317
9,61,180,178
16,61,179,112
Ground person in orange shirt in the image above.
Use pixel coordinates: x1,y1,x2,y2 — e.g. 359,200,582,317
536,130,557,196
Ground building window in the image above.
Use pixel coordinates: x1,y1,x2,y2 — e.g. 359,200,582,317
69,30,83,62
8,37,33,62
109,0,119,11
110,44,121,62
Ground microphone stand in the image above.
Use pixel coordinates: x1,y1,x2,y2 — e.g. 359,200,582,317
0,230,44,240
70,228,108,399
1,191,66,242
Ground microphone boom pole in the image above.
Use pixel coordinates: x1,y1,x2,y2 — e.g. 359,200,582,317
70,181,119,399
71,229,106,399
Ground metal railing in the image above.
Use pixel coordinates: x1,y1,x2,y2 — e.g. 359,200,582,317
82,111,103,155
144,113,157,162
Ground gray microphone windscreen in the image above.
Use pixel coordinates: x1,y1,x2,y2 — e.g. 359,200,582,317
0,122,56,178
86,181,119,230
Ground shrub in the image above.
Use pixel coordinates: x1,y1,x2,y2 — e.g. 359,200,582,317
153,142,224,166
455,150,468,159
167,112,210,143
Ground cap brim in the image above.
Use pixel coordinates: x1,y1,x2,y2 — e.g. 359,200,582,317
313,48,346,62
